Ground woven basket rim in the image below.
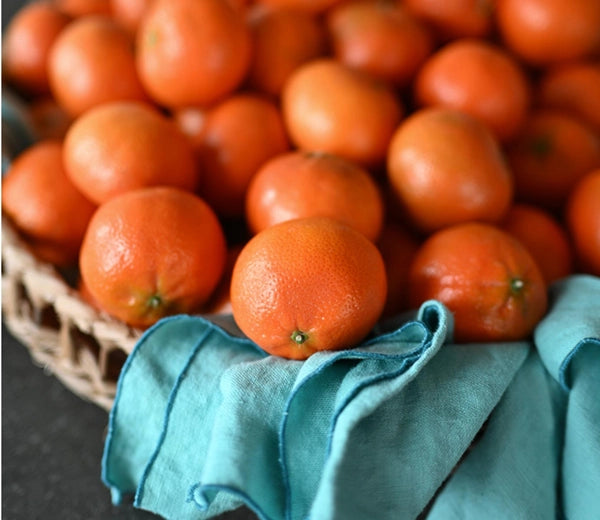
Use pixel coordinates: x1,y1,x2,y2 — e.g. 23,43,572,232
2,215,143,411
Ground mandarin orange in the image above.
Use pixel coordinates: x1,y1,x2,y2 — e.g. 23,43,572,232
230,217,387,359
2,140,97,266
387,107,513,234
136,0,252,107
245,150,384,241
414,38,531,142
408,222,548,343
326,0,434,87
506,110,600,210
282,59,403,168
47,15,148,117
79,186,227,328
63,101,199,205
2,1,70,95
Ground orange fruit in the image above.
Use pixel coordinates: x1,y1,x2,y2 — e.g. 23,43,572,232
247,5,328,98
245,150,384,241
538,61,600,134
2,140,97,266
110,0,156,34
387,107,513,234
414,38,532,142
230,217,387,359
47,15,148,117
136,0,252,108
403,0,494,40
496,0,600,66
54,0,111,17
326,0,434,87
408,222,548,343
506,109,600,211
79,186,227,328
376,222,420,318
63,101,199,205
500,203,573,284
256,0,343,14
194,94,290,218
2,1,70,95
28,96,73,140
565,169,600,276
282,58,403,168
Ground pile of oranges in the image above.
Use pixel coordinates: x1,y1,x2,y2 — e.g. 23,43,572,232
3,0,600,360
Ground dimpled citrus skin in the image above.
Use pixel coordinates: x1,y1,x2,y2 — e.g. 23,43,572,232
387,107,513,233
245,150,384,242
409,222,548,343
79,186,227,328
135,0,252,107
230,217,387,360
282,59,403,168
63,101,199,205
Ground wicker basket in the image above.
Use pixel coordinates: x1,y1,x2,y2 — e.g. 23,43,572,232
2,216,143,411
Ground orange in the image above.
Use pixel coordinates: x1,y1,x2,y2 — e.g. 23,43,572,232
230,216,387,359
47,15,148,117
326,0,434,87
245,150,384,241
136,0,252,108
2,140,97,266
537,61,600,134
79,186,227,328
506,109,600,211
63,101,199,205
500,203,573,284
408,222,548,343
282,58,403,168
195,94,291,218
414,38,532,142
387,107,513,234
376,222,420,318
496,0,600,66
256,0,343,14
2,1,70,95
403,0,494,40
565,169,600,276
110,0,156,34
247,5,328,98
54,0,111,17
28,96,73,140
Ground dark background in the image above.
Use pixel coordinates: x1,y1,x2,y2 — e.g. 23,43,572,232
1,2,255,519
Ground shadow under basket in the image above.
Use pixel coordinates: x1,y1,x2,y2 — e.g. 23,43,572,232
2,216,143,411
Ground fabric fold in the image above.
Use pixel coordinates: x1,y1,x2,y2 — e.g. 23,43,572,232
101,276,600,520
426,349,565,520
534,275,600,520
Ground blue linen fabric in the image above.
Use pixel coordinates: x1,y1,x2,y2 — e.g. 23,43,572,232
102,275,600,520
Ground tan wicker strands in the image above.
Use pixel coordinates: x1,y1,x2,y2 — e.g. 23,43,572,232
2,217,142,411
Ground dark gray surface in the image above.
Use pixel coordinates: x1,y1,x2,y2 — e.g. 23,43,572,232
2,325,158,519
2,325,258,520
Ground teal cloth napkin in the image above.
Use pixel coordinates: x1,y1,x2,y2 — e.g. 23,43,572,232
102,275,600,520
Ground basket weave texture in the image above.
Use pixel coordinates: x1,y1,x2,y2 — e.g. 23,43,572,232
2,216,142,410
